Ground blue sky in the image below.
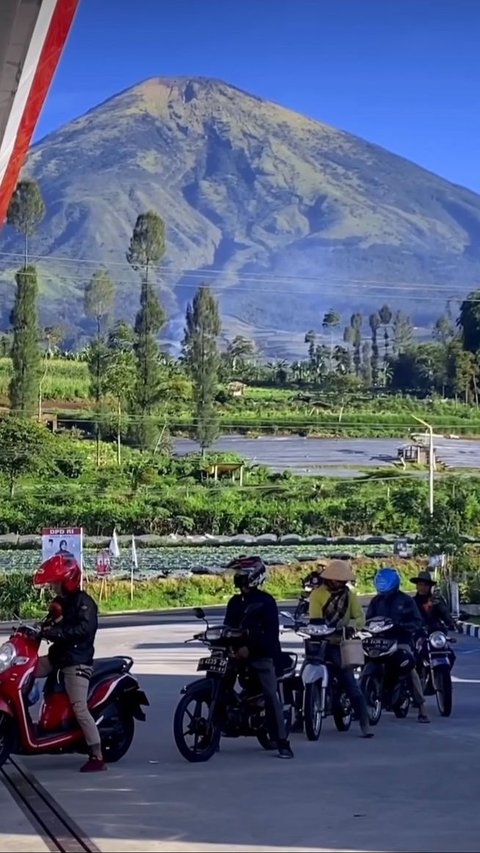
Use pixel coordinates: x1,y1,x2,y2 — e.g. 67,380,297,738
37,0,480,191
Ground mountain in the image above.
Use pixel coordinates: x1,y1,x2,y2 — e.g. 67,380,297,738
1,75,480,357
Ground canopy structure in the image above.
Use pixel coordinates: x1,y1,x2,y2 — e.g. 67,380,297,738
0,0,79,225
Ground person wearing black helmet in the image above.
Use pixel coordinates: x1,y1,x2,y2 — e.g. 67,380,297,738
224,555,294,759
410,570,456,632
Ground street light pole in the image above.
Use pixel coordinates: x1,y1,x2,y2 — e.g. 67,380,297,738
413,415,434,516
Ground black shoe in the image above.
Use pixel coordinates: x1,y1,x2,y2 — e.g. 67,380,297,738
278,739,294,759
291,716,304,733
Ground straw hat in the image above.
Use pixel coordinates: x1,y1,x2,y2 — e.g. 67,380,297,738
321,559,354,583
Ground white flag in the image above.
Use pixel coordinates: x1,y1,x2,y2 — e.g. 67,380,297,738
131,534,138,569
109,529,120,559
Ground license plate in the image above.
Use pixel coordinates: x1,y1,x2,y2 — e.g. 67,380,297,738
363,638,394,653
197,656,228,675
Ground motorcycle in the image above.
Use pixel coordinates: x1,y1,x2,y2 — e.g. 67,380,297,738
358,618,412,725
173,607,296,762
281,614,354,741
0,622,149,767
293,571,324,623
417,627,456,717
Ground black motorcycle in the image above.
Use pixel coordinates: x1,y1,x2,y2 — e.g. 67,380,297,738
359,618,412,725
417,627,456,717
173,607,296,762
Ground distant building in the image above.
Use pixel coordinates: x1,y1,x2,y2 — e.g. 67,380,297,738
227,381,247,397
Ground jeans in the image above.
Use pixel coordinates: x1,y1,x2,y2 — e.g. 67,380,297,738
251,657,287,742
325,644,370,729
35,656,100,749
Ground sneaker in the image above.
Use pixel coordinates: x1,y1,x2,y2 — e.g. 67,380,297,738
418,714,430,724
80,755,107,773
278,739,294,759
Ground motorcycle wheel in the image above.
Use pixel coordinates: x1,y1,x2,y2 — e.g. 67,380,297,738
360,675,382,726
173,689,220,763
333,690,352,732
101,714,135,763
393,692,411,718
0,712,15,768
304,683,323,741
434,665,453,717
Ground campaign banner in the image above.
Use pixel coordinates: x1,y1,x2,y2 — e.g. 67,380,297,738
41,527,83,565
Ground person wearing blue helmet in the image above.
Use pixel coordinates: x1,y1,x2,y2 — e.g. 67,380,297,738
366,567,430,723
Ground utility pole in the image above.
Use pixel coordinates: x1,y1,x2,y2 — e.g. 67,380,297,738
412,415,434,516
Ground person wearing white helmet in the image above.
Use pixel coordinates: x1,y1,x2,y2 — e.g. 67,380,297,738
308,559,373,738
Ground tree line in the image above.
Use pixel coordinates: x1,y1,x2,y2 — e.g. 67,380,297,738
5,180,222,455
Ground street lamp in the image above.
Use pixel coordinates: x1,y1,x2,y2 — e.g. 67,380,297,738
412,415,434,516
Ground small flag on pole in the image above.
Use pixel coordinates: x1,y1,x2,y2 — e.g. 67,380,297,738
131,534,138,569
130,534,137,602
109,529,120,559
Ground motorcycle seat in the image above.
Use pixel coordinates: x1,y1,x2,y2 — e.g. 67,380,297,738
92,656,133,678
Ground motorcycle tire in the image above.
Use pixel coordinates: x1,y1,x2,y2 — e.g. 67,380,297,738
173,688,220,763
304,682,323,741
333,690,352,732
257,730,277,750
101,714,135,763
0,712,15,768
360,674,382,726
393,693,411,718
434,665,453,717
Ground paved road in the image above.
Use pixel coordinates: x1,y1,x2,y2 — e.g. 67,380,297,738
2,614,480,852
175,435,480,475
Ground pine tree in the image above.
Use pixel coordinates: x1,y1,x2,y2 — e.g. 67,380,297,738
127,212,166,448
9,266,41,417
84,269,115,464
369,312,381,384
392,310,413,355
7,180,45,267
350,313,363,377
182,284,221,453
322,309,341,369
379,304,393,374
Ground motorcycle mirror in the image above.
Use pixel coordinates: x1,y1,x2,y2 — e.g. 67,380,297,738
193,607,206,620
280,610,294,621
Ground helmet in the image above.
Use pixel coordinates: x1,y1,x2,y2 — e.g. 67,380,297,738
302,570,324,590
374,567,400,595
33,554,81,594
227,555,266,590
321,559,354,583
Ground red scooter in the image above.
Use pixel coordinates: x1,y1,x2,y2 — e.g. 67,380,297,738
0,622,149,766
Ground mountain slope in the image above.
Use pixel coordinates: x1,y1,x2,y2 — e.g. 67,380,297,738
1,75,480,356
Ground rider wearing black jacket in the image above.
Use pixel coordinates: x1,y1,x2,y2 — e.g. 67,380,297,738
33,554,104,773
410,571,456,631
224,556,293,759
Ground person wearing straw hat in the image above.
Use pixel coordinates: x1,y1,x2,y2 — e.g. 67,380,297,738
410,570,456,632
308,559,373,738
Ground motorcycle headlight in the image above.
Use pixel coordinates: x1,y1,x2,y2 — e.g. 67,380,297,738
429,631,447,650
205,628,224,641
304,625,331,636
0,642,16,674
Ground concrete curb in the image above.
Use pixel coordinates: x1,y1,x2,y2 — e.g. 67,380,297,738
457,620,480,639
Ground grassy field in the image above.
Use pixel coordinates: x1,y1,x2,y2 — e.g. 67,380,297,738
1,356,480,436
0,557,425,619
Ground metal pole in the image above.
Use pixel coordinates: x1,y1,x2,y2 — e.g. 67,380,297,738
412,416,434,516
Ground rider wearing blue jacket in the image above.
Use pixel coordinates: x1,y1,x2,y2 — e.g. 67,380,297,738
366,567,430,723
